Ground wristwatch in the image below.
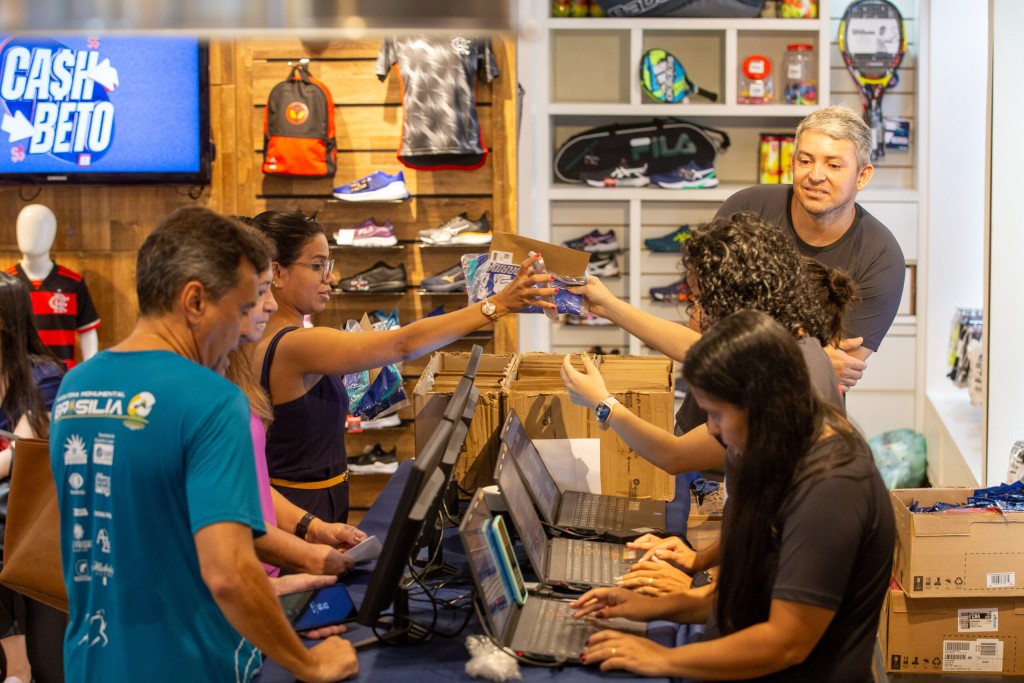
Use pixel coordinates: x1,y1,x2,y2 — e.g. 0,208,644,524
691,570,713,588
480,299,500,322
595,396,620,424
295,512,317,540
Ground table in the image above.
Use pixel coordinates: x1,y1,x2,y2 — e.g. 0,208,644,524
260,462,683,682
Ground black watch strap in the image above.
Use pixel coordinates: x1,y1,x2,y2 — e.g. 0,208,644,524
295,512,317,539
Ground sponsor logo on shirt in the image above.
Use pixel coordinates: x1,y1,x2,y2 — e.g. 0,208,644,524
96,528,111,553
68,471,85,495
125,391,156,431
72,523,92,552
73,559,91,583
63,434,88,465
93,438,113,466
95,472,111,497
73,507,88,517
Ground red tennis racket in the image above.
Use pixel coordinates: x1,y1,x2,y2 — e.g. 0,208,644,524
838,0,907,161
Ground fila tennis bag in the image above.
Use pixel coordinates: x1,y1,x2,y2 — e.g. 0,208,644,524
262,62,337,178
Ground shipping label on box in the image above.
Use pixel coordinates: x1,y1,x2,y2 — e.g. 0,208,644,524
891,487,1024,597
881,587,1024,674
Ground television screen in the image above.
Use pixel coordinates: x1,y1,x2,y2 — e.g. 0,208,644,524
0,34,211,185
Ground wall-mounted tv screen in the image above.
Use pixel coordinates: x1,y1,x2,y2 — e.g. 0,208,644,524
0,34,211,185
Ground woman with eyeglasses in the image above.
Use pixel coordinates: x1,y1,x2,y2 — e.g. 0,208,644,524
248,210,554,524
569,310,894,681
561,211,856,582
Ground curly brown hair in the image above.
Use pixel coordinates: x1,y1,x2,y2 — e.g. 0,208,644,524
682,212,814,335
800,256,860,346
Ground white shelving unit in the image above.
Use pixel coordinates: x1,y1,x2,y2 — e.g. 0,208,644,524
518,0,924,443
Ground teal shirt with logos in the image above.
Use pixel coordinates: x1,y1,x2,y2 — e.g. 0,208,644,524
50,350,265,682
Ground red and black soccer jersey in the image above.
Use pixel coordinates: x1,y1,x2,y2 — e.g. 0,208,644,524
6,262,100,369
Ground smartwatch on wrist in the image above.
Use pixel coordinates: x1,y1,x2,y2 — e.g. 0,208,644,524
595,396,620,424
691,570,713,588
295,512,317,540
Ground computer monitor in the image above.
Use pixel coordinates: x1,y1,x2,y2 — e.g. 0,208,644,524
355,415,453,633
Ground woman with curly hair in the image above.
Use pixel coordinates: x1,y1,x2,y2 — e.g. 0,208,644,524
561,212,856,582
569,311,894,681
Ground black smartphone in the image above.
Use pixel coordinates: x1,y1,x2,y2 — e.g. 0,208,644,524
279,583,356,631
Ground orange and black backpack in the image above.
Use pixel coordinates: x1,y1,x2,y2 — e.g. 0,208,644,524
262,61,337,178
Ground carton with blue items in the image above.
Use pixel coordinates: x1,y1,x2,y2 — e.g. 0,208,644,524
891,487,1024,598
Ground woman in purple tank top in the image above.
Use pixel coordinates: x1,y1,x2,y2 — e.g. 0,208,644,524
248,211,552,525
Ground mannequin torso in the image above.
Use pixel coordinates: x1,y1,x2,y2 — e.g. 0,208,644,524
9,204,100,367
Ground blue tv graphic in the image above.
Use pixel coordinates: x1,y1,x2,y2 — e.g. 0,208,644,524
0,35,202,175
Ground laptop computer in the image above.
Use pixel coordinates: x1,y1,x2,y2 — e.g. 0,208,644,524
499,410,666,540
495,445,638,588
459,488,645,664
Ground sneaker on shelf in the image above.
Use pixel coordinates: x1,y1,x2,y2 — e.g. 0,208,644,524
334,218,398,247
369,308,400,331
421,262,467,292
586,254,620,278
644,225,693,252
418,212,492,245
349,443,400,474
651,161,718,189
563,229,620,253
649,279,693,302
587,345,621,355
336,261,407,293
424,304,447,318
566,311,614,326
357,413,402,430
333,171,410,202
580,163,650,188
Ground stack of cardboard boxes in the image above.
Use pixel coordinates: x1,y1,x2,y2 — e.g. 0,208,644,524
880,487,1024,675
414,351,676,501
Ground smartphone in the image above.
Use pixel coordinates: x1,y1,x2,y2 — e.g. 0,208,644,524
486,514,527,605
528,251,561,321
279,583,356,631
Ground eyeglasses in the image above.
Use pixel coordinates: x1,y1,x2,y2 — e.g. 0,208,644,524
291,259,335,282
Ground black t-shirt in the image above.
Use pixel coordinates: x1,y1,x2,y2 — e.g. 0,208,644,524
715,184,906,351
705,436,895,682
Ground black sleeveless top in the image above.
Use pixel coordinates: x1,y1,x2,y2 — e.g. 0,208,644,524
260,326,351,522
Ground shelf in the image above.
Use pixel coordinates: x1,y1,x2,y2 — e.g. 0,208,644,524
926,390,984,486
331,244,406,252
416,289,469,297
547,103,819,117
330,289,407,296
548,17,822,31
549,182,747,202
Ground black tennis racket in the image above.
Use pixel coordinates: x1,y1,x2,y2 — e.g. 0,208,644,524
838,0,907,161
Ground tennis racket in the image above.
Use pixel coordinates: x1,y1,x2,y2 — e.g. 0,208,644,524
641,49,718,104
838,0,907,161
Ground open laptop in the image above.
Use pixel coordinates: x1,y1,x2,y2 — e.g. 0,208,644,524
499,410,666,540
495,445,638,588
459,488,645,664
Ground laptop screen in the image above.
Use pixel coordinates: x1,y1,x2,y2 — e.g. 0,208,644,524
495,445,549,577
460,491,513,638
501,411,561,524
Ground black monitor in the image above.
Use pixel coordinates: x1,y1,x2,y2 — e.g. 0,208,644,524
355,415,453,635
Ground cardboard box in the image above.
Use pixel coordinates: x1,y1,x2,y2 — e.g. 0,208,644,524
506,353,676,501
892,488,1024,598
413,352,518,491
880,585,1024,675
686,484,725,552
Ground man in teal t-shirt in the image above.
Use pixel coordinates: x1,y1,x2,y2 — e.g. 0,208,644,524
49,207,358,682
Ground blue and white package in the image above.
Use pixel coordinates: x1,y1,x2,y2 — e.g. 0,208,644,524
466,254,585,316
342,319,370,408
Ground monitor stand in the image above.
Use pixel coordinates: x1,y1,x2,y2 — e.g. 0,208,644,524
352,578,431,650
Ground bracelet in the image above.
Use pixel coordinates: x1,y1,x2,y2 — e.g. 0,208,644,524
295,512,317,540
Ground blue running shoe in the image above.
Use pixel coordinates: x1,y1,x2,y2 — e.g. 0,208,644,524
651,161,718,189
333,170,410,202
421,262,467,292
649,279,693,302
645,225,693,252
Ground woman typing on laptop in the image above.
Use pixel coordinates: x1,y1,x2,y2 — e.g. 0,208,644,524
569,311,894,681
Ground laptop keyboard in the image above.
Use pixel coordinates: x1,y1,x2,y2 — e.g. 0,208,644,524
570,494,626,530
565,539,619,586
523,600,592,660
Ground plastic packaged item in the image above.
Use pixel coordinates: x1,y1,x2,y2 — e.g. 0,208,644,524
779,135,795,184
758,134,780,184
780,0,817,18
783,44,817,104
738,55,773,104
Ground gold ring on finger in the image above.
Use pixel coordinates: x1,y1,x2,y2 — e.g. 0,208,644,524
648,577,653,585
611,647,616,657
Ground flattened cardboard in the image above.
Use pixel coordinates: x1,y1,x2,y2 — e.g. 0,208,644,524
880,586,1024,674
413,352,518,491
506,353,676,501
891,488,1024,598
490,232,591,278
